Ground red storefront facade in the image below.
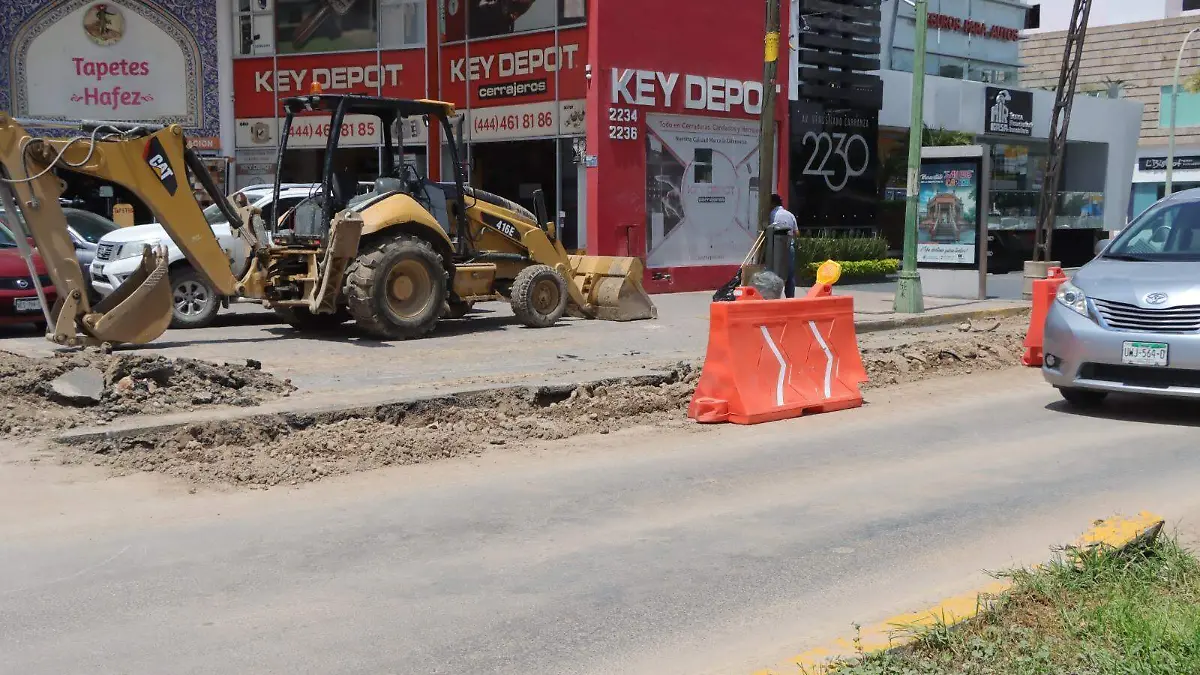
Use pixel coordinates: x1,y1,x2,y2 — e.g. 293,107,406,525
229,0,790,293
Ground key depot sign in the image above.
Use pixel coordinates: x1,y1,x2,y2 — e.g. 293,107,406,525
8,0,209,131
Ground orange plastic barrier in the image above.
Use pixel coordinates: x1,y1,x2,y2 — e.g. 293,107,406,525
688,283,868,425
1022,267,1068,367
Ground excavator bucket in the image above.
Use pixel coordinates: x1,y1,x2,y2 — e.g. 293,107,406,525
82,247,174,345
566,255,658,322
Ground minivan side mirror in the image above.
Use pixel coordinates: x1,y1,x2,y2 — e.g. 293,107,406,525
1095,238,1111,256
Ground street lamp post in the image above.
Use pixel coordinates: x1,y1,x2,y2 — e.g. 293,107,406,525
1167,27,1200,196
894,0,928,314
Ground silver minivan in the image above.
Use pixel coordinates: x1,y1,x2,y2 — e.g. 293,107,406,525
1043,188,1200,405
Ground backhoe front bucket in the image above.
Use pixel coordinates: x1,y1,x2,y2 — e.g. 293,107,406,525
567,255,658,322
83,247,174,345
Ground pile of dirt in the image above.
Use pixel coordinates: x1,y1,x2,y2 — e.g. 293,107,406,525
859,315,1029,390
62,313,1033,488
0,350,295,437
69,364,702,488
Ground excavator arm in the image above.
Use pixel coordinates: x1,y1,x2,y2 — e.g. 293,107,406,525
0,115,243,346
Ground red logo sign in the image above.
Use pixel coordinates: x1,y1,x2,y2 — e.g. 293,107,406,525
927,13,1020,42
440,28,588,109
233,49,426,119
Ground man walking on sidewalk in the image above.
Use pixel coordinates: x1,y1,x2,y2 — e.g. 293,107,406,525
770,193,798,298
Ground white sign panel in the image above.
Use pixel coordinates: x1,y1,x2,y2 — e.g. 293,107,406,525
20,1,194,123
236,115,382,149
465,99,586,142
644,114,760,268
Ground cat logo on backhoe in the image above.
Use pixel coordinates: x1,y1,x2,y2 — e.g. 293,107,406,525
144,137,178,195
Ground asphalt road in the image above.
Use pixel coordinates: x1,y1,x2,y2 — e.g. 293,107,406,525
4,369,1200,675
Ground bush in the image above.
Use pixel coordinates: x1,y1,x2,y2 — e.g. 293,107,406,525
794,237,888,267
803,259,900,280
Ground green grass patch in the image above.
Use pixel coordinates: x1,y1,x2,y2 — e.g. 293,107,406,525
824,536,1200,675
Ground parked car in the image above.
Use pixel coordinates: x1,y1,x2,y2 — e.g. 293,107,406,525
90,183,370,329
1043,187,1200,405
1,205,119,303
0,221,56,328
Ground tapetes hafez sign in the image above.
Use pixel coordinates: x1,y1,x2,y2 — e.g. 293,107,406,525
984,87,1033,137
12,0,202,126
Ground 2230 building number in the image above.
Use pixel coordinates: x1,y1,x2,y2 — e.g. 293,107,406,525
608,107,639,141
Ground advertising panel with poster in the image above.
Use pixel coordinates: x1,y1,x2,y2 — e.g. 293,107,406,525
441,0,586,42
644,114,760,268
274,0,377,54
917,160,981,267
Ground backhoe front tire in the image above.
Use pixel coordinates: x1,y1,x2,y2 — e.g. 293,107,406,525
511,265,568,328
344,235,446,340
168,265,220,329
274,306,350,331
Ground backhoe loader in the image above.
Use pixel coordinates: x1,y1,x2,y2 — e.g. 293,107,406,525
0,94,656,347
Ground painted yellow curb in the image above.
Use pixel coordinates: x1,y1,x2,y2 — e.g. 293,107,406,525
753,512,1166,675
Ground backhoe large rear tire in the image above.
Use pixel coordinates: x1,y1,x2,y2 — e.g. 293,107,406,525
344,235,446,340
510,265,568,328
274,306,350,332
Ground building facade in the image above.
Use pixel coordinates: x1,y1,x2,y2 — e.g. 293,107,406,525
1022,13,1200,218
0,0,233,217
1024,0,1200,33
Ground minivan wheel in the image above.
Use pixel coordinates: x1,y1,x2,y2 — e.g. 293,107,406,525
1058,387,1108,408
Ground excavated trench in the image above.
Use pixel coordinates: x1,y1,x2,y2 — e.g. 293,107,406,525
54,313,1032,488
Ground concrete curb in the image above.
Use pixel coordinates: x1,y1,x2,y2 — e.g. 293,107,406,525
753,512,1166,675
856,305,1030,334
52,370,686,446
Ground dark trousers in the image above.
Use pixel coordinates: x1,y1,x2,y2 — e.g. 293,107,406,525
784,242,796,298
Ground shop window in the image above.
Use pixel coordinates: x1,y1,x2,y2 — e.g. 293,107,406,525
693,149,714,184
380,0,425,49
938,59,965,80
1159,86,1200,128
235,0,274,56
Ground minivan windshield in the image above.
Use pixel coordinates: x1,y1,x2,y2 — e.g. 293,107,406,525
1104,198,1200,261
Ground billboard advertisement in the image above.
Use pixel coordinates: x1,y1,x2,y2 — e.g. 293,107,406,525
440,0,586,43
644,114,760,268
917,160,981,267
274,0,378,54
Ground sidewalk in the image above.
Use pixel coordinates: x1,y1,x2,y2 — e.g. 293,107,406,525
1,285,1027,409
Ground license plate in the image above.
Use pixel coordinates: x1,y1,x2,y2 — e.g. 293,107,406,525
13,297,41,313
1122,341,1169,367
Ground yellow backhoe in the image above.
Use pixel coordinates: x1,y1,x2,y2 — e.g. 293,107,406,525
0,94,656,348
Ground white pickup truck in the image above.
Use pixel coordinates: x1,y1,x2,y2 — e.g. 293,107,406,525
89,183,368,328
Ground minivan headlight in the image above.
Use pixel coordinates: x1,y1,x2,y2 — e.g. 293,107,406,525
1056,281,1089,317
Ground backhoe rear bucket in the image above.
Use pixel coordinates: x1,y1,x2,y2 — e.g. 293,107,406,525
83,247,174,345
567,255,658,322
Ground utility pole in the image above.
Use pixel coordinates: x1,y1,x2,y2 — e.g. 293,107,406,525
757,0,782,235
1032,0,1092,264
893,0,928,314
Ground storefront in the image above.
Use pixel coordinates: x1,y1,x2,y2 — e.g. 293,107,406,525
1130,150,1200,219
2,0,229,222
876,68,1141,271
226,0,788,290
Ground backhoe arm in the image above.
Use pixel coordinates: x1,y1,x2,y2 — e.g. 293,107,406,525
0,115,242,346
